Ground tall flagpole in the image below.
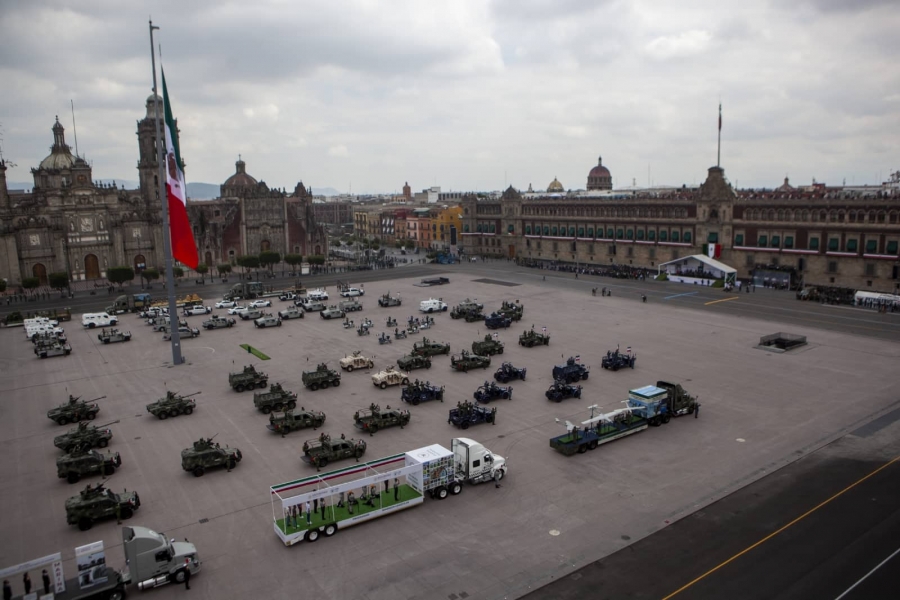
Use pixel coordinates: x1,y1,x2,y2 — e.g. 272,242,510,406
717,102,722,168
149,19,184,366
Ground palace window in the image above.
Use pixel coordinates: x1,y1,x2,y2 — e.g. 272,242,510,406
809,238,819,250
551,226,558,236
683,232,692,243
577,227,584,237
708,232,718,243
784,236,794,249
846,239,858,253
828,239,839,251
771,236,780,248
659,231,668,242
757,235,768,247
525,225,531,235
887,241,898,255
616,228,624,238
568,227,576,237
543,226,550,235
586,227,594,237
735,234,744,245
648,230,656,241
637,230,645,240
464,224,470,232
866,240,877,253
608,228,615,238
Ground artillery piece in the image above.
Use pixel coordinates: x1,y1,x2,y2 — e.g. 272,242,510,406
54,419,119,453
47,395,105,426
146,390,200,420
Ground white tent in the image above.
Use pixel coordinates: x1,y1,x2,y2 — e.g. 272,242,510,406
658,254,737,285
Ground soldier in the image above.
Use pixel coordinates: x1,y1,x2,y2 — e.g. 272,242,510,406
2,579,10,600
305,500,312,525
394,477,400,501
69,394,77,405
337,491,345,508
116,501,122,524
42,570,51,595
347,491,355,514
320,497,327,520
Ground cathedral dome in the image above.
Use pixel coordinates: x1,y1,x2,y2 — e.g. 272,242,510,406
39,118,75,170
547,177,564,193
587,155,612,191
223,158,258,188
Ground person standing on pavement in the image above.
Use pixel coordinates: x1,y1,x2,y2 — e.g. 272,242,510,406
42,570,51,595
23,573,31,595
183,567,191,590
493,470,502,488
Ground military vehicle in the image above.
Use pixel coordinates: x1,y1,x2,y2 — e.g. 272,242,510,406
278,305,305,320
97,328,132,343
378,293,402,307
340,350,375,372
152,317,189,332
457,298,484,312
484,313,512,329
57,447,122,483
472,334,505,356
601,349,637,371
162,325,201,340
401,380,445,405
494,362,527,383
412,337,451,357
519,328,550,347
266,408,327,437
302,433,367,470
321,305,346,320
339,299,363,312
181,436,243,477
37,341,72,358
146,391,200,419
66,482,140,531
33,336,67,356
254,313,283,328
253,382,299,414
448,401,496,429
32,330,67,345
497,300,524,321
450,304,483,321
353,403,411,435
53,420,117,453
203,315,237,329
545,379,583,402
240,307,264,321
300,298,326,312
450,351,491,372
474,381,513,403
397,353,432,371
371,366,409,389
652,381,700,416
48,395,104,425
229,364,270,392
301,363,342,391
552,356,590,383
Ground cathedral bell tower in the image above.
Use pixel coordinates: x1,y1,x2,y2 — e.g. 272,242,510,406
136,93,173,208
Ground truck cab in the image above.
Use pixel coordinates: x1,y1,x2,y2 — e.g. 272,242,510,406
451,437,506,485
122,525,200,589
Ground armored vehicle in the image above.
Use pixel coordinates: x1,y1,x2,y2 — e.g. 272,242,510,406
302,363,342,391
302,433,367,470
202,315,237,329
181,436,243,477
152,317,189,332
494,362,527,383
32,330,67,346
254,314,283,328
484,313,512,329
419,298,448,313
66,483,140,531
278,305,305,320
300,299,326,312
253,382,299,414
497,300,524,321
474,381,513,403
48,395,104,425
472,334,505,356
371,366,409,389
378,293,402,307
450,305,483,321
97,328,132,343
401,380,445,405
340,350,375,372
57,447,122,484
240,307,263,321
601,349,637,371
353,403,411,435
450,351,491,372
321,306,346,320
37,341,72,358
54,420,117,453
457,298,484,311
266,408,327,437
448,401,496,429
146,391,200,419
552,356,590,383
545,379,583,402
339,299,363,312
412,337,451,357
397,353,432,371
229,364,269,392
519,328,550,347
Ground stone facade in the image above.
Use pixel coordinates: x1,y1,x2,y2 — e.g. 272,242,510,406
461,166,900,290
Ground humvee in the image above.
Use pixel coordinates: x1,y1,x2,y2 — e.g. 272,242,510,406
97,328,132,343
267,408,327,437
202,315,237,329
340,351,375,372
353,403,411,435
278,305,305,320
371,366,409,389
397,353,432,371
472,334,505,356
412,337,451,357
450,351,491,372
302,433,367,470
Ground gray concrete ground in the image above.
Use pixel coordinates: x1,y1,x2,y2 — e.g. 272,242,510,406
0,263,898,600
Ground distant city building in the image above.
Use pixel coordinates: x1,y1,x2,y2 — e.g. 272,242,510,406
403,181,411,200
547,177,564,193
586,156,612,191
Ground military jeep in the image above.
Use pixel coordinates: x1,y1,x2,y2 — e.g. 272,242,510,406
97,328,132,343
412,337,451,357
340,350,375,372
450,351,491,372
401,380,445,405
302,433,367,470
371,366,409,389
301,363,342,391
494,362,527,383
202,315,237,329
474,381,513,403
66,483,140,531
253,382,299,414
57,447,122,484
552,357,590,383
545,379,583,402
278,305,305,320
397,353,432,371
519,328,550,347
377,293,402,307
37,341,72,358
472,334,505,356
497,300,524,321
601,349,637,371
229,364,269,392
353,403,411,435
266,408,326,437
181,436,243,477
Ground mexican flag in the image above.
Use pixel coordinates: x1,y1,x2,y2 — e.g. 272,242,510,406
162,70,199,269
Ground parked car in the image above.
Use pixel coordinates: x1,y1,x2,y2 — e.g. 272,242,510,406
340,287,365,297
215,300,237,309
183,305,212,316
249,299,272,308
227,304,248,315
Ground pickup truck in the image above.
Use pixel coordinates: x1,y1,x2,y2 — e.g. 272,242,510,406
340,287,364,297
183,305,212,316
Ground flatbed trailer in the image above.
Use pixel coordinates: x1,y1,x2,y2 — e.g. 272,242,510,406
549,412,648,455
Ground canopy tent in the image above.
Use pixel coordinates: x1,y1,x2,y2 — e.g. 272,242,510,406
658,254,737,285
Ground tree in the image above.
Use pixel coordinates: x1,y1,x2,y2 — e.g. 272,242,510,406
195,264,209,282
236,255,260,280
107,266,135,288
21,277,40,290
172,267,184,282
258,251,281,272
284,254,302,274
141,268,160,287
48,272,69,290
307,255,326,265
216,263,232,276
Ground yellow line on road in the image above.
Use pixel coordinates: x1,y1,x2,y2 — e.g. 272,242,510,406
704,296,740,306
661,454,900,599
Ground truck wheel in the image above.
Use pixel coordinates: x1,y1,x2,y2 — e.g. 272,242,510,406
174,570,188,584
287,401,297,410
58,416,69,426
184,406,193,415
321,381,330,390
78,517,93,531
169,409,179,418
435,486,449,500
318,457,329,468
501,391,509,399
193,466,205,477
588,440,599,450
260,380,268,388
450,482,462,495
98,439,108,448
235,384,245,392
577,445,588,454
662,414,671,424
461,421,470,430
412,397,420,406
67,472,80,484
121,507,134,520
108,591,124,600
103,338,110,344
262,406,272,415
380,382,387,390
310,383,319,391
103,464,116,476
486,413,495,424
425,362,431,369
612,365,619,371
228,458,237,470
402,378,409,385
159,412,168,420
87,412,98,420
247,382,256,391
305,529,320,542
324,524,337,537
582,373,589,379
499,348,504,354
346,365,354,372
367,361,374,369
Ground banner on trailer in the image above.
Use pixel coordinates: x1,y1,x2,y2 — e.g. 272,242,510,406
278,463,416,510
75,541,107,589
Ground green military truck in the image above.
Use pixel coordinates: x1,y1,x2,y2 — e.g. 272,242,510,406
302,363,342,391
253,382,299,414
230,364,269,392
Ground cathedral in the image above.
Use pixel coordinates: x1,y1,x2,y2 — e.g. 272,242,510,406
0,94,326,287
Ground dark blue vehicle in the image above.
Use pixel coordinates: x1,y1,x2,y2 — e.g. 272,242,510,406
401,381,445,405
552,356,590,383
484,312,512,330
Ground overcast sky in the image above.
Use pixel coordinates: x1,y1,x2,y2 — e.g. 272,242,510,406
1,0,898,194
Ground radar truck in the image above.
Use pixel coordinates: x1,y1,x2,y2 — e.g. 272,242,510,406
272,437,507,545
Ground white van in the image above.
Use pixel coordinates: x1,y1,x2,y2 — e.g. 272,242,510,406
82,312,118,329
25,316,59,327
26,324,64,339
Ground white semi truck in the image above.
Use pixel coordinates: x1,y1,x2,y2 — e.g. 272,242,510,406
271,437,507,546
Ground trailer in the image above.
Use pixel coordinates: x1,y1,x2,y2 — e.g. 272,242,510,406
270,438,506,546
105,293,152,315
549,408,648,456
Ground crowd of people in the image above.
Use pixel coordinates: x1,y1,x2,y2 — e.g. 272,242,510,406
518,259,654,281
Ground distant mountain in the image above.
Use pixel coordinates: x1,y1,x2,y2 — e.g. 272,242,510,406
312,187,342,197
186,182,220,200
